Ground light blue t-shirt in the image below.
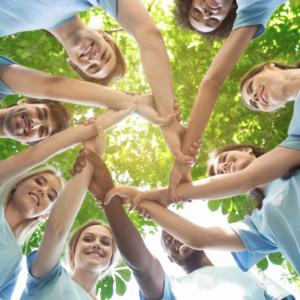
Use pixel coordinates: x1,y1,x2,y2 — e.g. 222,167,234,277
0,201,23,300
233,0,287,39
139,275,176,300
0,56,16,100
0,0,117,37
232,92,300,275
21,251,92,300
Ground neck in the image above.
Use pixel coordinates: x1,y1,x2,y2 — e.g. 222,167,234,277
284,68,300,101
0,108,9,136
49,16,86,51
72,268,100,297
5,200,26,236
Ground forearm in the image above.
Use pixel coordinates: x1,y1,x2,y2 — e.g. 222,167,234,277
103,196,155,272
138,30,174,116
0,124,96,183
140,201,244,251
0,64,133,110
181,27,256,155
33,162,93,277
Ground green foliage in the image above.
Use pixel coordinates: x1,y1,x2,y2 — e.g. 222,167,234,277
1,0,299,297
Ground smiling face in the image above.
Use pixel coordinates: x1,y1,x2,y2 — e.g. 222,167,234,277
3,102,57,143
66,29,117,80
73,225,114,273
11,171,62,219
161,231,195,265
241,63,288,112
212,148,256,175
189,0,234,33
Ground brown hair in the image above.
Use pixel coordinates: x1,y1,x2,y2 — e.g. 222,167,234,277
208,144,266,209
68,30,126,86
68,220,117,277
173,0,237,39
16,98,70,137
240,61,300,111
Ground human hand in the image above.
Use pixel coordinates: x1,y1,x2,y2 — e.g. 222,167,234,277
83,123,105,155
135,95,180,126
168,139,202,201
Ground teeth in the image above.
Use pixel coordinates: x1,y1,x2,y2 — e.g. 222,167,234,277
29,193,39,205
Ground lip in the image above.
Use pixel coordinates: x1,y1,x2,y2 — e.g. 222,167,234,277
29,192,40,206
86,249,106,258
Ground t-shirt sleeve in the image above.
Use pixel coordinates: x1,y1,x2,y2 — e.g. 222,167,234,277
25,250,62,296
139,275,176,300
0,56,16,100
88,0,117,19
280,94,300,151
232,1,285,39
230,216,278,271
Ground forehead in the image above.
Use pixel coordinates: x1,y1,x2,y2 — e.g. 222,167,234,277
81,225,112,239
31,172,62,189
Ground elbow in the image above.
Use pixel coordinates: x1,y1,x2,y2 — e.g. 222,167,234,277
135,25,163,48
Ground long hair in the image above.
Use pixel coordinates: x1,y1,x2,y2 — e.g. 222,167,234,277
68,30,126,86
173,0,237,39
240,61,300,111
67,220,119,279
1,166,63,245
208,144,266,209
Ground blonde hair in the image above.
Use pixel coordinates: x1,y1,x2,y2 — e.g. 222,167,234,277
1,166,63,245
67,220,119,279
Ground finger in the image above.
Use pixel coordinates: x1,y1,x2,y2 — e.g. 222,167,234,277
131,194,143,210
174,150,194,165
103,188,118,205
157,113,176,127
168,169,182,202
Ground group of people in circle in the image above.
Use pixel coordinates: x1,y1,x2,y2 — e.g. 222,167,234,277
0,0,299,299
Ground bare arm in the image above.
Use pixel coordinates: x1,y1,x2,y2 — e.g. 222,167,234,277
104,197,165,300
181,26,258,154
0,64,132,109
117,0,174,117
31,160,93,277
140,201,244,251
0,107,132,183
0,123,97,184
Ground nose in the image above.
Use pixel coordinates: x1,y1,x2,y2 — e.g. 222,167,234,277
202,7,212,17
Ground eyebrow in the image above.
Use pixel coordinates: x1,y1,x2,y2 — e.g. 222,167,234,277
84,232,112,240
246,80,253,94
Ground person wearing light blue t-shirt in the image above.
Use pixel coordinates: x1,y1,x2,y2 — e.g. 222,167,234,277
72,150,293,300
0,167,63,300
0,1,183,163
168,0,288,194
115,59,300,285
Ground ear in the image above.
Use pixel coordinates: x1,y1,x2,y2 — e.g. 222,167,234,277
243,147,253,155
17,99,27,105
264,63,276,71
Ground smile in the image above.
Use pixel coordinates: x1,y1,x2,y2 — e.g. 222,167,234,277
29,192,40,206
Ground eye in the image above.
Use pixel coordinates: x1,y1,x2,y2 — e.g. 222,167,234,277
47,193,55,202
35,177,43,186
84,237,93,243
191,7,202,19
249,99,259,109
101,237,111,246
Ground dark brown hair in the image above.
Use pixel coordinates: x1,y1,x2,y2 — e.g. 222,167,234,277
208,144,266,209
68,220,117,275
173,0,237,39
16,98,70,137
240,61,300,111
68,30,126,86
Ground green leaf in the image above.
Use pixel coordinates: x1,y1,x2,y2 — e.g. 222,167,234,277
115,274,127,296
268,252,284,265
257,258,269,271
207,200,221,212
115,268,131,282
